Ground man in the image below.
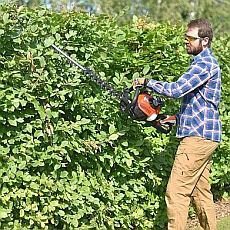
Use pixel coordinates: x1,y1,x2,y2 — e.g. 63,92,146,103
133,19,221,230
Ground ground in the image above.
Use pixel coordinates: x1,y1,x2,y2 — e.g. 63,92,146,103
186,199,230,229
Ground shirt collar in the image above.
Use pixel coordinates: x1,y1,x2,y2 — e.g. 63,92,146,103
192,48,212,62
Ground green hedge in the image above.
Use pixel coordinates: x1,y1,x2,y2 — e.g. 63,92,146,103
0,5,229,229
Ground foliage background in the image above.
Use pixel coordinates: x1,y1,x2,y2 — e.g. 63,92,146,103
0,4,229,229
1,0,230,35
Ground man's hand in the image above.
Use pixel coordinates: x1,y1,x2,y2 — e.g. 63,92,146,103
144,114,176,134
159,115,177,126
132,78,147,89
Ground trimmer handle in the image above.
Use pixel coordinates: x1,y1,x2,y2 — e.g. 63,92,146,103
120,86,140,112
148,114,174,134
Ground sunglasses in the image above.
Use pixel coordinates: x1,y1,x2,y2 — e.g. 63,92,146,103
184,34,201,42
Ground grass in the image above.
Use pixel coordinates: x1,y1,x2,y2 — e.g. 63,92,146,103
194,216,230,230
217,216,230,230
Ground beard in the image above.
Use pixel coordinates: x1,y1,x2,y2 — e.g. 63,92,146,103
186,40,203,55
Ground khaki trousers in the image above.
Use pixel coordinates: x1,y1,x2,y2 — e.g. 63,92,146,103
165,136,219,230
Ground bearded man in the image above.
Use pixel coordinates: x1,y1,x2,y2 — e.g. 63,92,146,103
133,19,221,230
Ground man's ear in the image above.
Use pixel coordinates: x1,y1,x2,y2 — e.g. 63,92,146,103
202,37,209,47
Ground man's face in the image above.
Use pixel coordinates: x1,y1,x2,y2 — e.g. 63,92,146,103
184,27,203,55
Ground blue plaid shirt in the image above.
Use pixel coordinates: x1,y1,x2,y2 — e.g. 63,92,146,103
147,48,222,142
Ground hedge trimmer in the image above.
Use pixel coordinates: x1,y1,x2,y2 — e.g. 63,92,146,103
51,44,174,134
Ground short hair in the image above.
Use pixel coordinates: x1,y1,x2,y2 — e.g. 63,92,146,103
187,19,213,47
